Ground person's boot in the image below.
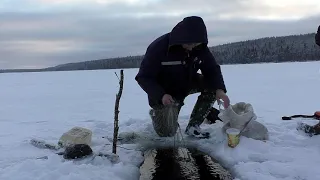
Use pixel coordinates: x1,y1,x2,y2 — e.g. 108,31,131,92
185,92,215,138
185,124,210,138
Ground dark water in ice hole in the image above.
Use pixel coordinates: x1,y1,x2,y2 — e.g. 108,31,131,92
139,147,233,180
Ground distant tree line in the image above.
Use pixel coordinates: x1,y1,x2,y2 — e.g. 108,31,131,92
43,55,142,71
211,33,320,64
1,33,319,73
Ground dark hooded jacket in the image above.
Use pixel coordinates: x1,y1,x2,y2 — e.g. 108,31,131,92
135,16,227,107
316,25,320,46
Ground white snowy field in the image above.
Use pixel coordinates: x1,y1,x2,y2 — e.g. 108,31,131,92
1,61,320,180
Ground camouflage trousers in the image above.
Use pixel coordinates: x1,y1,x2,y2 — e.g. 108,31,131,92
149,74,217,137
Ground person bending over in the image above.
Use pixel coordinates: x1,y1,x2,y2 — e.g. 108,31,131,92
135,16,230,138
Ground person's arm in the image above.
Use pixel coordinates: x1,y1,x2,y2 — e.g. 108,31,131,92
135,47,166,102
198,46,227,93
316,25,320,46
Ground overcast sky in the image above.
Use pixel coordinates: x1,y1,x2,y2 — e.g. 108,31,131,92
1,0,320,69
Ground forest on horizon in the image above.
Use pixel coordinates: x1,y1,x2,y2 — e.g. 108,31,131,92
1,33,319,73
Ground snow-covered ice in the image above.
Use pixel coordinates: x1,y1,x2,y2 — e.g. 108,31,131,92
1,61,320,180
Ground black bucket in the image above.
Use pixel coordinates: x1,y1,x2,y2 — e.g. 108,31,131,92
139,147,233,180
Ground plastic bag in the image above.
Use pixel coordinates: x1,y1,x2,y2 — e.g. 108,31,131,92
218,102,269,141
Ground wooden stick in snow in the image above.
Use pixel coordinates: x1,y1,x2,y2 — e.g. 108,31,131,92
113,69,124,154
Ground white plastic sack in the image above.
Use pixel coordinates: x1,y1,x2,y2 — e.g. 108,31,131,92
218,102,269,141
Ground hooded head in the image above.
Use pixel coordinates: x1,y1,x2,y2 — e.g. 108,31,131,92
169,16,208,50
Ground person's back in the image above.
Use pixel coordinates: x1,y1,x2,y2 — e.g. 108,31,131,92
315,25,320,46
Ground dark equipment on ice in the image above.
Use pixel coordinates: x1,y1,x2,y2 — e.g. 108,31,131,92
30,139,93,159
297,122,320,137
62,144,93,159
281,111,320,136
281,111,320,120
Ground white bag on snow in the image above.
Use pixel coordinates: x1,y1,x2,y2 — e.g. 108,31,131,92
218,102,269,141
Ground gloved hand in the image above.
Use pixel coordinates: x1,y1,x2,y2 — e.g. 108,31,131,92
215,89,230,108
162,94,175,105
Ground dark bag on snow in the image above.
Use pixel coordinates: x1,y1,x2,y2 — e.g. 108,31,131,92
63,144,93,159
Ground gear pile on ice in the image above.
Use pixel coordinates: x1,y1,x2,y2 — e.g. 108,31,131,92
297,122,320,137
30,126,120,163
218,102,269,141
30,139,93,159
282,111,320,137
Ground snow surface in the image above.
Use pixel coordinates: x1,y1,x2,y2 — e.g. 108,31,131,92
1,61,320,180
